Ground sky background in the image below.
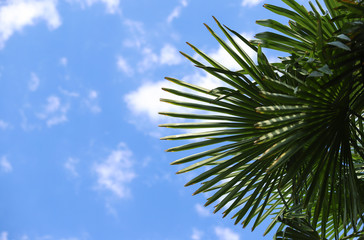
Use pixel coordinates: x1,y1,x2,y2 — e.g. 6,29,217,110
0,0,299,239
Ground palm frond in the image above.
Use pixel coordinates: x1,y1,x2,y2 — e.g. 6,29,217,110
161,0,364,238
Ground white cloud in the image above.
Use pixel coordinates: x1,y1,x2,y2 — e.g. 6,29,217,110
195,203,211,217
181,0,188,7
18,233,87,240
116,56,133,76
84,90,101,114
64,157,79,177
124,72,223,138
0,156,12,173
125,80,181,123
59,87,80,97
94,0,120,13
167,7,181,24
60,57,68,66
138,44,182,72
138,47,159,71
0,120,10,130
45,95,60,112
93,143,136,198
241,0,263,7
46,115,67,126
28,72,40,91
89,90,97,99
37,95,69,127
37,235,53,240
167,0,188,23
191,228,203,240
124,71,222,125
0,232,8,240
214,227,240,240
0,0,61,49
67,0,120,14
20,235,29,240
159,44,182,66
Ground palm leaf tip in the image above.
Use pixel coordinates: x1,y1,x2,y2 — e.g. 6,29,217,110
158,123,170,128
203,23,213,34
170,159,181,165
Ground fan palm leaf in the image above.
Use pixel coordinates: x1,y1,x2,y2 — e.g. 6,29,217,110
161,0,364,239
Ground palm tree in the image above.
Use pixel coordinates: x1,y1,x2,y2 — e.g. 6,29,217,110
160,0,364,239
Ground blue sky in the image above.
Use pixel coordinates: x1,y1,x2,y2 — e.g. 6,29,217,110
0,0,293,239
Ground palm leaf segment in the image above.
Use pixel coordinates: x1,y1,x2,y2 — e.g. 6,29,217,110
160,0,364,239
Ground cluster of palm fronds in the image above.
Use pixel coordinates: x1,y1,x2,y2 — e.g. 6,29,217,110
160,0,364,239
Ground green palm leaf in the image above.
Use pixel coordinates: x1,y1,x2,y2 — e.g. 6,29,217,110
161,0,364,239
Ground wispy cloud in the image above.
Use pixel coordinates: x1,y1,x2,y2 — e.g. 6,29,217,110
67,0,120,14
241,0,263,7
0,156,12,173
122,16,183,72
20,235,29,240
19,234,85,240
59,88,80,98
29,72,40,91
167,0,188,23
137,47,159,71
13,232,90,240
20,109,37,131
37,95,69,127
60,57,68,66
116,56,133,76
0,0,61,49
195,203,211,217
0,119,11,130
64,157,79,177
191,228,203,240
214,227,240,240
137,44,182,72
159,44,182,66
0,232,8,240
99,0,120,13
93,143,136,198
84,90,101,114
122,19,146,49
